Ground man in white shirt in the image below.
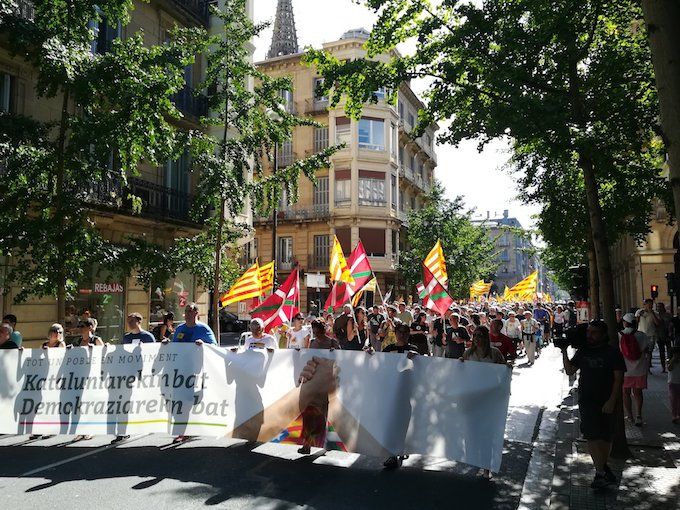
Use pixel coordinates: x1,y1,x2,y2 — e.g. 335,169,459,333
243,318,278,351
521,310,539,366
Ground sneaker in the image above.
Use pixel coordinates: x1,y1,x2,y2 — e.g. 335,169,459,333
111,435,130,444
297,445,311,455
634,416,643,427
591,472,608,490
383,456,402,469
28,434,42,440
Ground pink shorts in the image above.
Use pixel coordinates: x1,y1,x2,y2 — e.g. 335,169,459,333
623,375,648,389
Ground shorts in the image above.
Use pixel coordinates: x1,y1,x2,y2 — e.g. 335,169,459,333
623,375,648,389
579,402,616,441
543,323,550,333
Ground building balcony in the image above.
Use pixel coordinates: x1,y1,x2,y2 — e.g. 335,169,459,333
85,173,198,225
304,98,329,115
253,203,330,224
169,0,211,26
171,84,208,121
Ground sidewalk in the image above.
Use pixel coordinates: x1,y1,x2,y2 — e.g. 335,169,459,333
547,351,680,509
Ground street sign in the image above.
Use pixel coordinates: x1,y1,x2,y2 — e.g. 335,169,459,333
306,273,327,288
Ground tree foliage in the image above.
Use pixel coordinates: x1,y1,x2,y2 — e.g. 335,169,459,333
399,182,497,298
0,1,205,315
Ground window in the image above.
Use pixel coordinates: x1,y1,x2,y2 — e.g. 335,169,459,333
409,153,416,172
358,177,385,206
374,87,387,100
0,72,13,112
334,170,351,207
313,176,329,207
359,228,386,257
277,140,293,167
165,150,191,218
399,190,405,211
90,9,121,54
314,126,329,152
358,118,385,151
391,230,398,255
278,237,294,267
390,123,397,158
410,196,416,210
391,174,397,209
399,146,404,166
149,271,195,325
335,117,351,145
313,235,330,269
398,100,404,119
280,89,294,113
407,111,415,128
313,77,328,103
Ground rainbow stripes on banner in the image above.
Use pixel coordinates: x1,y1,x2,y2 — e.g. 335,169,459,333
220,262,262,307
424,240,448,289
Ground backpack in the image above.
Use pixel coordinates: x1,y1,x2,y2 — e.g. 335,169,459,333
620,332,641,361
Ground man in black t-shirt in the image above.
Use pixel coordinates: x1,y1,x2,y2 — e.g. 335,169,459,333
409,312,430,355
562,320,625,490
367,305,385,351
445,314,470,359
432,309,452,358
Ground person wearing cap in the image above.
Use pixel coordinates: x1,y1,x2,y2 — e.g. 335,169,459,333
286,313,310,349
520,310,539,366
243,318,278,351
43,324,66,349
620,313,652,426
170,303,216,345
122,313,156,345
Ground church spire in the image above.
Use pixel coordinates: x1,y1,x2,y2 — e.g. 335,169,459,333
267,0,299,59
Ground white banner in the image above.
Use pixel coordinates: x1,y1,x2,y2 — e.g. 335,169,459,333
0,345,511,471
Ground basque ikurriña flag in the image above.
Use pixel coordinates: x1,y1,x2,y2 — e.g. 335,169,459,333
422,263,453,315
251,269,300,332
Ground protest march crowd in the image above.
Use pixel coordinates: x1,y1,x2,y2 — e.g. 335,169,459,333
1,238,680,486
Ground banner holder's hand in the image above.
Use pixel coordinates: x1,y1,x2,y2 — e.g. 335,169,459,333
195,339,204,346
160,339,170,345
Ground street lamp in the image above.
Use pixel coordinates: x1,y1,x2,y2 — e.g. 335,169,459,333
266,106,284,290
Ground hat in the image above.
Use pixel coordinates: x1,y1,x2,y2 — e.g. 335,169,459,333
523,310,532,316
622,313,636,325
508,311,516,316
250,318,264,329
387,304,397,312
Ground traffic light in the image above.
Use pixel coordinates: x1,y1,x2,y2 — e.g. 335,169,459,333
568,265,588,300
650,284,659,299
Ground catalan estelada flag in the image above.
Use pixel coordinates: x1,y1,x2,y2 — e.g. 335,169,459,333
259,261,275,294
329,236,354,284
424,240,448,289
219,262,262,307
509,271,538,299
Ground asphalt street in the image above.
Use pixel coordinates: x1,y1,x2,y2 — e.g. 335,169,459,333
0,345,567,510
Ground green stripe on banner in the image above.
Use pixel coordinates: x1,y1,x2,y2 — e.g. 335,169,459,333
431,291,449,300
353,271,372,279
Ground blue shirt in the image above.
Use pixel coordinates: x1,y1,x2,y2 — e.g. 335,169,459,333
172,321,216,344
533,309,549,323
122,330,156,344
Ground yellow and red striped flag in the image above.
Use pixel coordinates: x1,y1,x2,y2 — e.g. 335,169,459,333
508,271,538,299
220,262,262,307
259,261,275,294
424,240,448,289
329,236,354,284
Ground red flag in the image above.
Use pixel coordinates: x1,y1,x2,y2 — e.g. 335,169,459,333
324,281,351,314
347,241,374,295
422,264,453,315
251,270,300,332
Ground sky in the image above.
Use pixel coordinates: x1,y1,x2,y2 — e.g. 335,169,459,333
253,0,541,230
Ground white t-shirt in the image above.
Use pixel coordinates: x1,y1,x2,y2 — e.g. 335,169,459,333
287,328,310,349
244,334,278,350
636,311,659,338
502,319,522,339
554,311,565,324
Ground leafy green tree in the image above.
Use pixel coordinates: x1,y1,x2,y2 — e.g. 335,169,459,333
305,0,665,347
0,1,206,322
184,0,341,335
399,182,497,298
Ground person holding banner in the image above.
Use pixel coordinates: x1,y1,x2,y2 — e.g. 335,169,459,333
0,323,19,349
243,318,278,351
169,303,216,345
42,324,66,349
74,318,103,347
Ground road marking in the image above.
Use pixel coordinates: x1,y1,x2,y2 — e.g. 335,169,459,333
19,434,151,478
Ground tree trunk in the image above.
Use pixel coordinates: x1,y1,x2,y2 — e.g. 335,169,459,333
211,197,225,338
641,0,680,260
587,244,600,319
55,85,70,325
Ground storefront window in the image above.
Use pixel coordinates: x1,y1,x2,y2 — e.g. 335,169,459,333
149,272,195,325
66,266,125,343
